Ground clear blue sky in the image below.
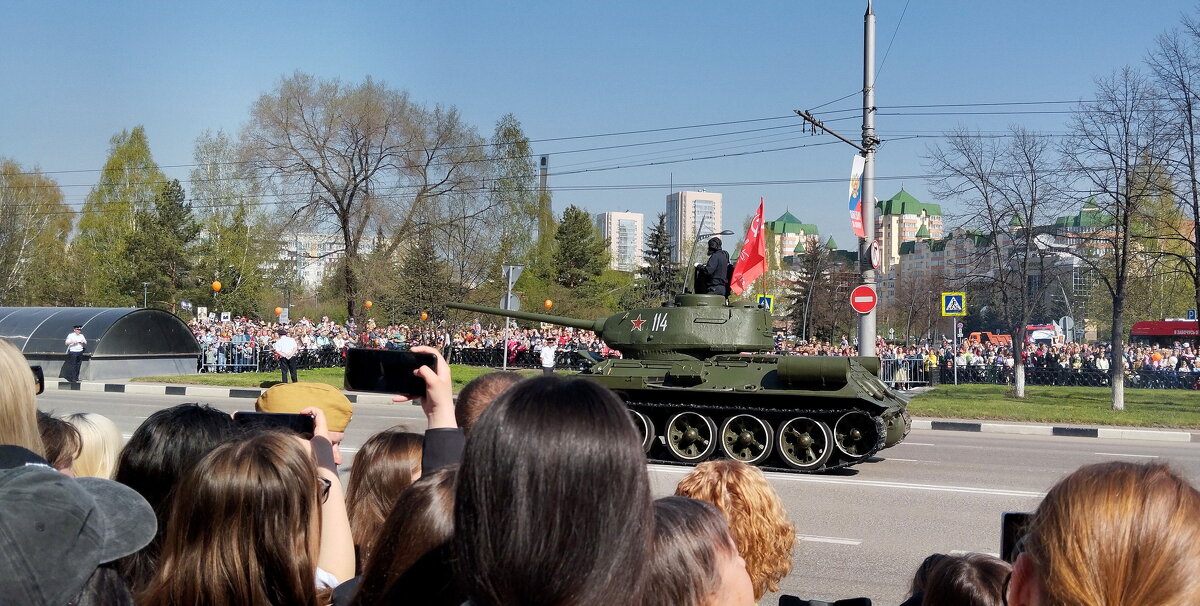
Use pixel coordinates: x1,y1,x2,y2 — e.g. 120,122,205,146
1,1,1195,249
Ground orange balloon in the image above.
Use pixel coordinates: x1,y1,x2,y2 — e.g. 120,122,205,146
544,299,553,309
274,307,283,316
211,281,222,292
420,312,429,321
365,300,373,309
1152,352,1163,362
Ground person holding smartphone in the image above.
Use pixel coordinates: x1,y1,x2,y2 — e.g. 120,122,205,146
275,327,300,383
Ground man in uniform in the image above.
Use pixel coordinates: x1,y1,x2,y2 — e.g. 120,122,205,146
539,338,558,376
63,325,86,383
274,327,299,383
694,236,730,295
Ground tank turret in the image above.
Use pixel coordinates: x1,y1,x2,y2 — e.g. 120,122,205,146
446,293,909,473
448,293,772,361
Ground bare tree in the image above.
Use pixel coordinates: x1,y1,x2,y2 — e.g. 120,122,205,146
243,73,488,319
926,126,1066,397
1062,67,1173,411
1147,23,1200,316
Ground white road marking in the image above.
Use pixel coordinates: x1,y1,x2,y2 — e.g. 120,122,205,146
800,535,862,545
896,442,936,446
1094,452,1158,458
647,464,1045,498
880,457,925,462
950,549,1000,558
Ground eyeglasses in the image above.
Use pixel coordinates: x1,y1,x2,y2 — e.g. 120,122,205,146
318,477,332,504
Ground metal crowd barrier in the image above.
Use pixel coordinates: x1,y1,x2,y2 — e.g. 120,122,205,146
879,358,935,390
199,343,347,373
447,346,592,371
933,364,1200,390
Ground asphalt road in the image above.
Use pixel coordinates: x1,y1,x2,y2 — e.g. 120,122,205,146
37,389,1200,605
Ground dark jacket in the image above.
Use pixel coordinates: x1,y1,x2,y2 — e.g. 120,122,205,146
698,249,730,295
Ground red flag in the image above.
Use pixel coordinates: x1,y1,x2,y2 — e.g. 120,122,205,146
730,198,766,295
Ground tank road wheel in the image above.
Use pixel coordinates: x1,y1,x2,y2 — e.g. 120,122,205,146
775,416,832,471
665,412,718,462
719,414,774,465
629,410,655,454
833,411,879,460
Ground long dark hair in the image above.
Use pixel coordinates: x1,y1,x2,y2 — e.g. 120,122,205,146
345,427,423,568
351,466,461,606
113,403,241,593
137,432,321,606
453,376,653,606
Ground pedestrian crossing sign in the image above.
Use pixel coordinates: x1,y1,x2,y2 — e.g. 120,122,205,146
941,292,966,316
757,294,774,312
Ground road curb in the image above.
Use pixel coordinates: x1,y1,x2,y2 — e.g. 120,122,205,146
53,380,397,406
912,418,1198,443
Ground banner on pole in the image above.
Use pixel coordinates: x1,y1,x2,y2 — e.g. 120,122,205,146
731,198,766,295
848,155,866,238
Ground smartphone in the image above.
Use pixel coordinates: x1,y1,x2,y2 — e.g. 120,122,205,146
232,411,316,438
1001,511,1033,563
778,597,871,606
343,348,437,396
30,366,44,395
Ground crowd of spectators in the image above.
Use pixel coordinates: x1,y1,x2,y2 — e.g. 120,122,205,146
3,333,1200,605
187,315,618,373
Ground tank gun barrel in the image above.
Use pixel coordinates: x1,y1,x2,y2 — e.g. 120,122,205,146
446,302,603,332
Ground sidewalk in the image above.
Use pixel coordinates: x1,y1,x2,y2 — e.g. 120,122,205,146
52,379,397,406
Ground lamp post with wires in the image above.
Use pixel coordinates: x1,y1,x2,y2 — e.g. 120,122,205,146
794,0,880,357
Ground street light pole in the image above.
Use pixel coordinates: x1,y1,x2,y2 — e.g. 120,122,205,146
858,0,878,357
142,282,150,309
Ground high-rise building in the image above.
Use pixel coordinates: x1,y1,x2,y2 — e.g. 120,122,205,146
665,191,723,264
595,211,644,272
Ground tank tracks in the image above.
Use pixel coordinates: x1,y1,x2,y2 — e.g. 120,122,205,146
625,399,908,474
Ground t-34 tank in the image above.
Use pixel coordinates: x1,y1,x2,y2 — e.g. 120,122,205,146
447,294,909,472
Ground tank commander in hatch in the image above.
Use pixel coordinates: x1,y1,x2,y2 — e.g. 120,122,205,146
695,236,731,296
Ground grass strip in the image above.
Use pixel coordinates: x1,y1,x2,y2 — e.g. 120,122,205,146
909,384,1200,429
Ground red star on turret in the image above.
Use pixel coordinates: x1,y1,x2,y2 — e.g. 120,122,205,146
631,315,646,331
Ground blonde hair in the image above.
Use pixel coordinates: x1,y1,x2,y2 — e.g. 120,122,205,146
65,412,123,478
674,459,795,599
1027,461,1200,606
0,339,45,457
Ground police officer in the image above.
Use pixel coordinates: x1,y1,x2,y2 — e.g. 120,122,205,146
63,325,86,382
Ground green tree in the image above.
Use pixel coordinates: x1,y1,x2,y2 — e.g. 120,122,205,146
188,130,279,317
0,159,73,305
553,205,609,289
123,179,200,308
625,212,680,307
488,114,540,273
72,127,166,305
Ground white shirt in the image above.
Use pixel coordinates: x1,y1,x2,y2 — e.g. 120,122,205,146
65,332,87,353
275,335,299,359
540,344,557,368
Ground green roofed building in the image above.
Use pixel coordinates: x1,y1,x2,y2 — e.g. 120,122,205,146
876,188,944,274
765,210,819,265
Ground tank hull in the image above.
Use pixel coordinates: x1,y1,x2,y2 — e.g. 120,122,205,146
580,354,910,472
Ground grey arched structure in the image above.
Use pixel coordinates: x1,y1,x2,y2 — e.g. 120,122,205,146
0,307,200,381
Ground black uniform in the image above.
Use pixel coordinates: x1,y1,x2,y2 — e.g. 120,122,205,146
696,237,730,295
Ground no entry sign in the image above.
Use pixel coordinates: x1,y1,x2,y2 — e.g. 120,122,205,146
850,285,877,314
